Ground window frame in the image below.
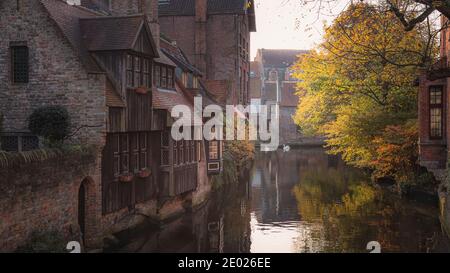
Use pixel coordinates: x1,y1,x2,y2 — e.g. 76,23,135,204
11,45,29,84
154,64,175,90
126,53,152,88
208,141,219,160
429,85,444,140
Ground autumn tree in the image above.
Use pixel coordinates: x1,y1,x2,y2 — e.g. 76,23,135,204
293,3,435,189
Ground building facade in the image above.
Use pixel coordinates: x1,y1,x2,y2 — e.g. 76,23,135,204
158,0,256,106
418,16,450,237
0,0,224,252
251,49,308,145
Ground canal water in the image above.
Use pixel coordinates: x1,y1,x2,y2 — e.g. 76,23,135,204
113,148,450,253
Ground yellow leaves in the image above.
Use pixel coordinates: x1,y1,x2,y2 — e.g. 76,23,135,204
290,3,425,187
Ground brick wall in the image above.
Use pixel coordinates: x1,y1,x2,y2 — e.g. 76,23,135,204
0,148,99,252
417,71,447,169
160,13,251,105
0,0,106,145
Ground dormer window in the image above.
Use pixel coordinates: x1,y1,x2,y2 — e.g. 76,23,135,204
154,64,175,90
126,54,152,88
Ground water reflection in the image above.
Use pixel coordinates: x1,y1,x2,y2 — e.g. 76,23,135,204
112,148,450,253
250,148,450,253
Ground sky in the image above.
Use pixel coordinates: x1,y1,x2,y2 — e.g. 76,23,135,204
250,0,348,59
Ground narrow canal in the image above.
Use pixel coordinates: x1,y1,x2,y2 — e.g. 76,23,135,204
112,148,450,253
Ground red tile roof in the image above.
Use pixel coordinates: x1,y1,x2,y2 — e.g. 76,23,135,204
40,0,102,72
80,15,144,51
152,85,193,112
105,80,125,108
160,39,202,76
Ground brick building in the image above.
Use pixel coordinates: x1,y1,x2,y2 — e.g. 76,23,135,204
418,16,450,237
251,49,308,144
0,0,223,252
158,0,256,105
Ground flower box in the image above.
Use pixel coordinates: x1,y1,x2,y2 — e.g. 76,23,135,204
138,168,151,178
119,174,134,183
135,86,148,95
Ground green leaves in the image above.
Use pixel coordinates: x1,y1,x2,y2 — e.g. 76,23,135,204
293,3,427,187
28,106,71,144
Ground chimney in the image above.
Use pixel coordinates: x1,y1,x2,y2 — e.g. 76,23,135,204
142,0,160,48
195,0,207,74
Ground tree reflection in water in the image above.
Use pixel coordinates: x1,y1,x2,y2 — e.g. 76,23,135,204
110,148,450,253
252,148,450,253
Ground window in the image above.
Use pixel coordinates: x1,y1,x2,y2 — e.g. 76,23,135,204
182,72,188,86
120,134,130,174
126,54,152,88
193,76,199,89
174,140,178,165
112,132,150,176
430,86,443,139
0,135,39,152
179,140,184,165
161,131,170,166
139,132,148,170
154,65,161,87
134,56,141,86
11,45,29,83
209,141,219,160
154,64,175,90
167,67,174,89
197,141,202,162
161,66,167,88
268,70,278,81
130,133,140,173
126,55,133,87
143,59,151,87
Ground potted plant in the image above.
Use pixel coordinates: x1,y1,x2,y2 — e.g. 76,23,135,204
119,173,134,182
135,86,148,95
138,168,151,178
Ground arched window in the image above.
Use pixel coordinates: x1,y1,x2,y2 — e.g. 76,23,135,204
268,69,278,81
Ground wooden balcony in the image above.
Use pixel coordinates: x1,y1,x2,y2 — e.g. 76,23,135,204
159,162,198,198
427,56,450,81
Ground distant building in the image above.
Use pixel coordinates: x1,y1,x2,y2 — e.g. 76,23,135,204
251,49,308,144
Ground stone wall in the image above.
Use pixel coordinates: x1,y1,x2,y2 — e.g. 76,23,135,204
0,147,99,252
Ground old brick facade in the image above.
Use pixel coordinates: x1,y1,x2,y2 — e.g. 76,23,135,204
0,0,227,252
418,16,450,238
158,0,256,105
251,49,308,144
